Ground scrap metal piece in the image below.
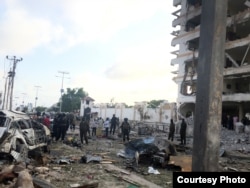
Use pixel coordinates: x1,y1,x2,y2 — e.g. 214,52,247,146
81,155,102,163
10,150,21,161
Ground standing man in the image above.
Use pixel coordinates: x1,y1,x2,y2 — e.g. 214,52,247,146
55,113,63,141
168,119,175,141
110,114,117,135
90,118,97,137
52,113,60,141
180,118,187,145
59,113,68,142
68,112,76,132
121,118,130,143
79,117,89,145
103,117,110,138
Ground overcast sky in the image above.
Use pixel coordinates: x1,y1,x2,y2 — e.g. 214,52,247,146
0,0,178,108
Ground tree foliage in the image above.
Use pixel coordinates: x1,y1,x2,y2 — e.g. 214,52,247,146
35,106,47,112
147,100,165,108
60,88,88,112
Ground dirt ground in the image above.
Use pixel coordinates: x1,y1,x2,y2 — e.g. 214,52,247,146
1,124,250,188
41,125,250,188
47,131,173,188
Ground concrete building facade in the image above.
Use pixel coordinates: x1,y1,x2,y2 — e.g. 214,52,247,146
171,0,250,122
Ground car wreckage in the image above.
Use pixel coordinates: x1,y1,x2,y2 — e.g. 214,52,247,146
116,136,177,169
0,110,51,162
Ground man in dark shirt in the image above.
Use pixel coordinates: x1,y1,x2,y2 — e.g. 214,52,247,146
110,114,117,135
180,118,187,145
79,117,89,145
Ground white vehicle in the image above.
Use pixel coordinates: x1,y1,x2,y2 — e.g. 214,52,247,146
0,110,51,162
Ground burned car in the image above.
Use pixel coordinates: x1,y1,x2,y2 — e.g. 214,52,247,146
0,110,51,162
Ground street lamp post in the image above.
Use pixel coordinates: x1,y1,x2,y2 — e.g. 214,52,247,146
34,86,41,110
56,71,70,113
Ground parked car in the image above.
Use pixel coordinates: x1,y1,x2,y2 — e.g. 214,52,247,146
0,110,51,162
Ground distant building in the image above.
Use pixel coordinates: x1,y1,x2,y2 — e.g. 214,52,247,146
80,97,177,124
80,96,95,120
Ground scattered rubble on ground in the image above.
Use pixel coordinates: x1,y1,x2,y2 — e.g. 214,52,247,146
0,124,250,188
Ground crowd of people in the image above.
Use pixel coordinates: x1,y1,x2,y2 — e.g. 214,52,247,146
221,113,250,130
35,112,132,145
33,111,190,146
36,109,250,150
78,114,131,144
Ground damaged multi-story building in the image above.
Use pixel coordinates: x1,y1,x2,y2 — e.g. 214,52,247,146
171,0,250,123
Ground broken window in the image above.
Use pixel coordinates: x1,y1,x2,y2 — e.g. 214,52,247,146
180,56,197,96
224,76,250,94
185,18,200,32
181,81,196,96
186,38,199,51
226,84,232,90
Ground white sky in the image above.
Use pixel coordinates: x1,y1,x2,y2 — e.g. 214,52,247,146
0,0,179,108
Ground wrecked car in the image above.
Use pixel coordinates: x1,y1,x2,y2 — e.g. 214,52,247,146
0,110,51,162
121,137,172,168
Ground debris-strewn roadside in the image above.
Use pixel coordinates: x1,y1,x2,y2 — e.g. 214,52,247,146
0,124,250,188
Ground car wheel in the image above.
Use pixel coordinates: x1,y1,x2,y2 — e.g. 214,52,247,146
16,144,28,161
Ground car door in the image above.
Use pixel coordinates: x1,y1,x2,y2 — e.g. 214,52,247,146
17,119,35,146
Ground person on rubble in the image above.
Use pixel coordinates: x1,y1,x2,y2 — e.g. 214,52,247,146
57,113,68,142
121,118,131,143
42,115,51,129
79,117,89,145
52,113,60,141
55,113,63,141
168,119,175,141
68,112,76,132
110,114,117,135
180,118,187,145
103,117,110,138
90,117,97,137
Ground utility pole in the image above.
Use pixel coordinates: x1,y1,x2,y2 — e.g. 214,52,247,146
56,71,70,112
5,56,23,110
192,0,227,171
34,86,41,109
